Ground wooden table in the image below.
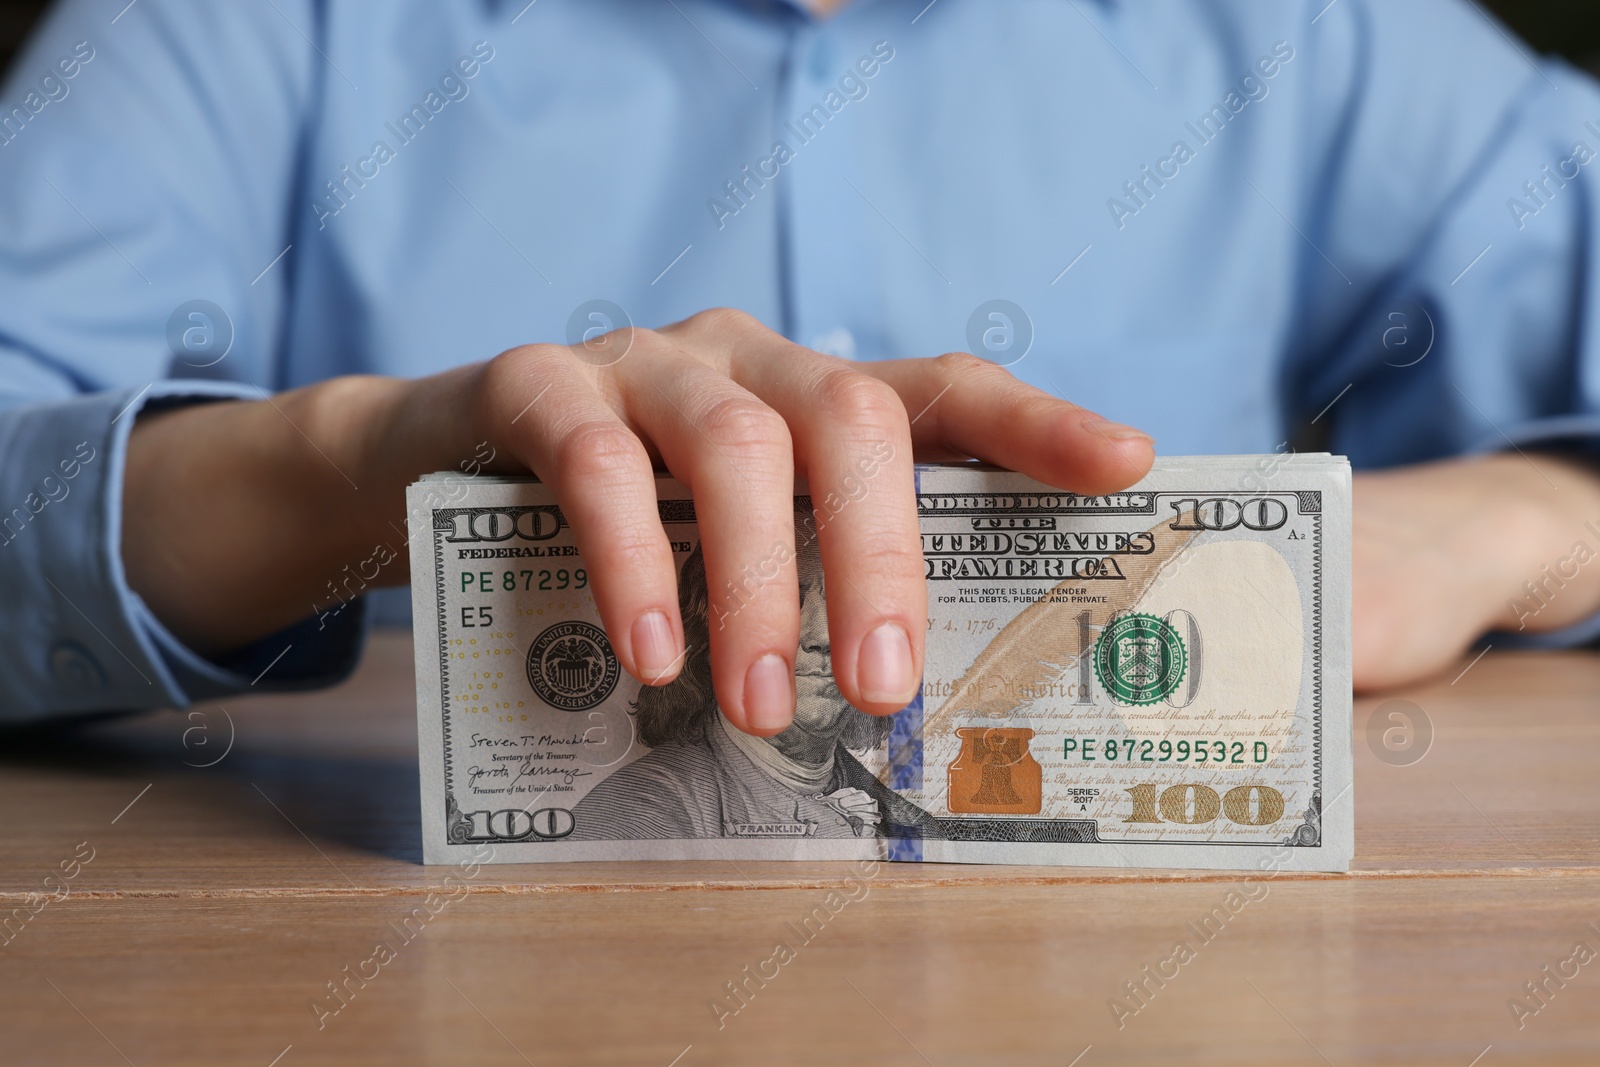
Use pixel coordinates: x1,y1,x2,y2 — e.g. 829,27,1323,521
2,634,1597,1066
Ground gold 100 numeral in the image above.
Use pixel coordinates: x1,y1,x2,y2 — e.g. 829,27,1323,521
1125,783,1285,826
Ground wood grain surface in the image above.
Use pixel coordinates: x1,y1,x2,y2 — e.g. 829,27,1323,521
2,634,1597,1065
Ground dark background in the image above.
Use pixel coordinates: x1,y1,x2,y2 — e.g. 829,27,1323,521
3,0,1600,77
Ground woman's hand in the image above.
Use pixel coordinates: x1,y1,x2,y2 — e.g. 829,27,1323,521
1353,451,1600,690
124,308,1154,733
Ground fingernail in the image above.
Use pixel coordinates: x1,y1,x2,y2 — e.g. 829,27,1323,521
858,622,916,706
631,611,679,681
1082,415,1152,444
743,653,794,732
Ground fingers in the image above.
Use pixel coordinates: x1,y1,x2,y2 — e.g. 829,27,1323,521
727,335,924,716
863,353,1155,496
480,311,1156,743
616,331,800,735
478,345,686,687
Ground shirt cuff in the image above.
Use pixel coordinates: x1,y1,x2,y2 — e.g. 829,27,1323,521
0,382,369,724
1469,413,1600,457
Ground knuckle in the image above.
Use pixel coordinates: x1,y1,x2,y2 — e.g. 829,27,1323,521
553,421,650,482
815,368,906,426
477,352,525,421
688,306,760,334
931,350,1029,413
480,344,594,426
484,342,564,389
593,528,670,579
500,341,568,371
622,325,662,351
594,326,658,376
846,539,927,583
698,395,791,452
935,350,1007,383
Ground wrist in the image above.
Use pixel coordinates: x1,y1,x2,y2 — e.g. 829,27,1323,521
120,370,484,655
291,367,492,579
273,376,403,558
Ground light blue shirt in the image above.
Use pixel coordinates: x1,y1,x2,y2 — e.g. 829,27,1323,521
3,0,1599,722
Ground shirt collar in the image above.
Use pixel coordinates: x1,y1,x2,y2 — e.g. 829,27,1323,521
755,0,883,21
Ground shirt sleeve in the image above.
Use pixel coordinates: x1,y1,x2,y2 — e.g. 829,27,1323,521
0,0,365,724
1279,0,1600,648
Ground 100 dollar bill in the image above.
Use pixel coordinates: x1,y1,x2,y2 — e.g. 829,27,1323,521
409,456,1352,871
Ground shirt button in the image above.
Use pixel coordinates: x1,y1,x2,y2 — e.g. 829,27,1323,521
50,641,107,695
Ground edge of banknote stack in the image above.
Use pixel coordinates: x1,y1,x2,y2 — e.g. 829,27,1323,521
408,455,1353,873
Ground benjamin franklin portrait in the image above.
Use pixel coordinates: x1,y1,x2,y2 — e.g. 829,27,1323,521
571,517,941,842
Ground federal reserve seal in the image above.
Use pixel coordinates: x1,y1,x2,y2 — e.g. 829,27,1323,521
1094,613,1187,705
526,622,620,711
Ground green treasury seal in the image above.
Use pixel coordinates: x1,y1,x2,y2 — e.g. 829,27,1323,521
1094,613,1187,705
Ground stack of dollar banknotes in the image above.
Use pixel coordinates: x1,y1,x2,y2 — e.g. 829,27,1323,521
409,456,1352,872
